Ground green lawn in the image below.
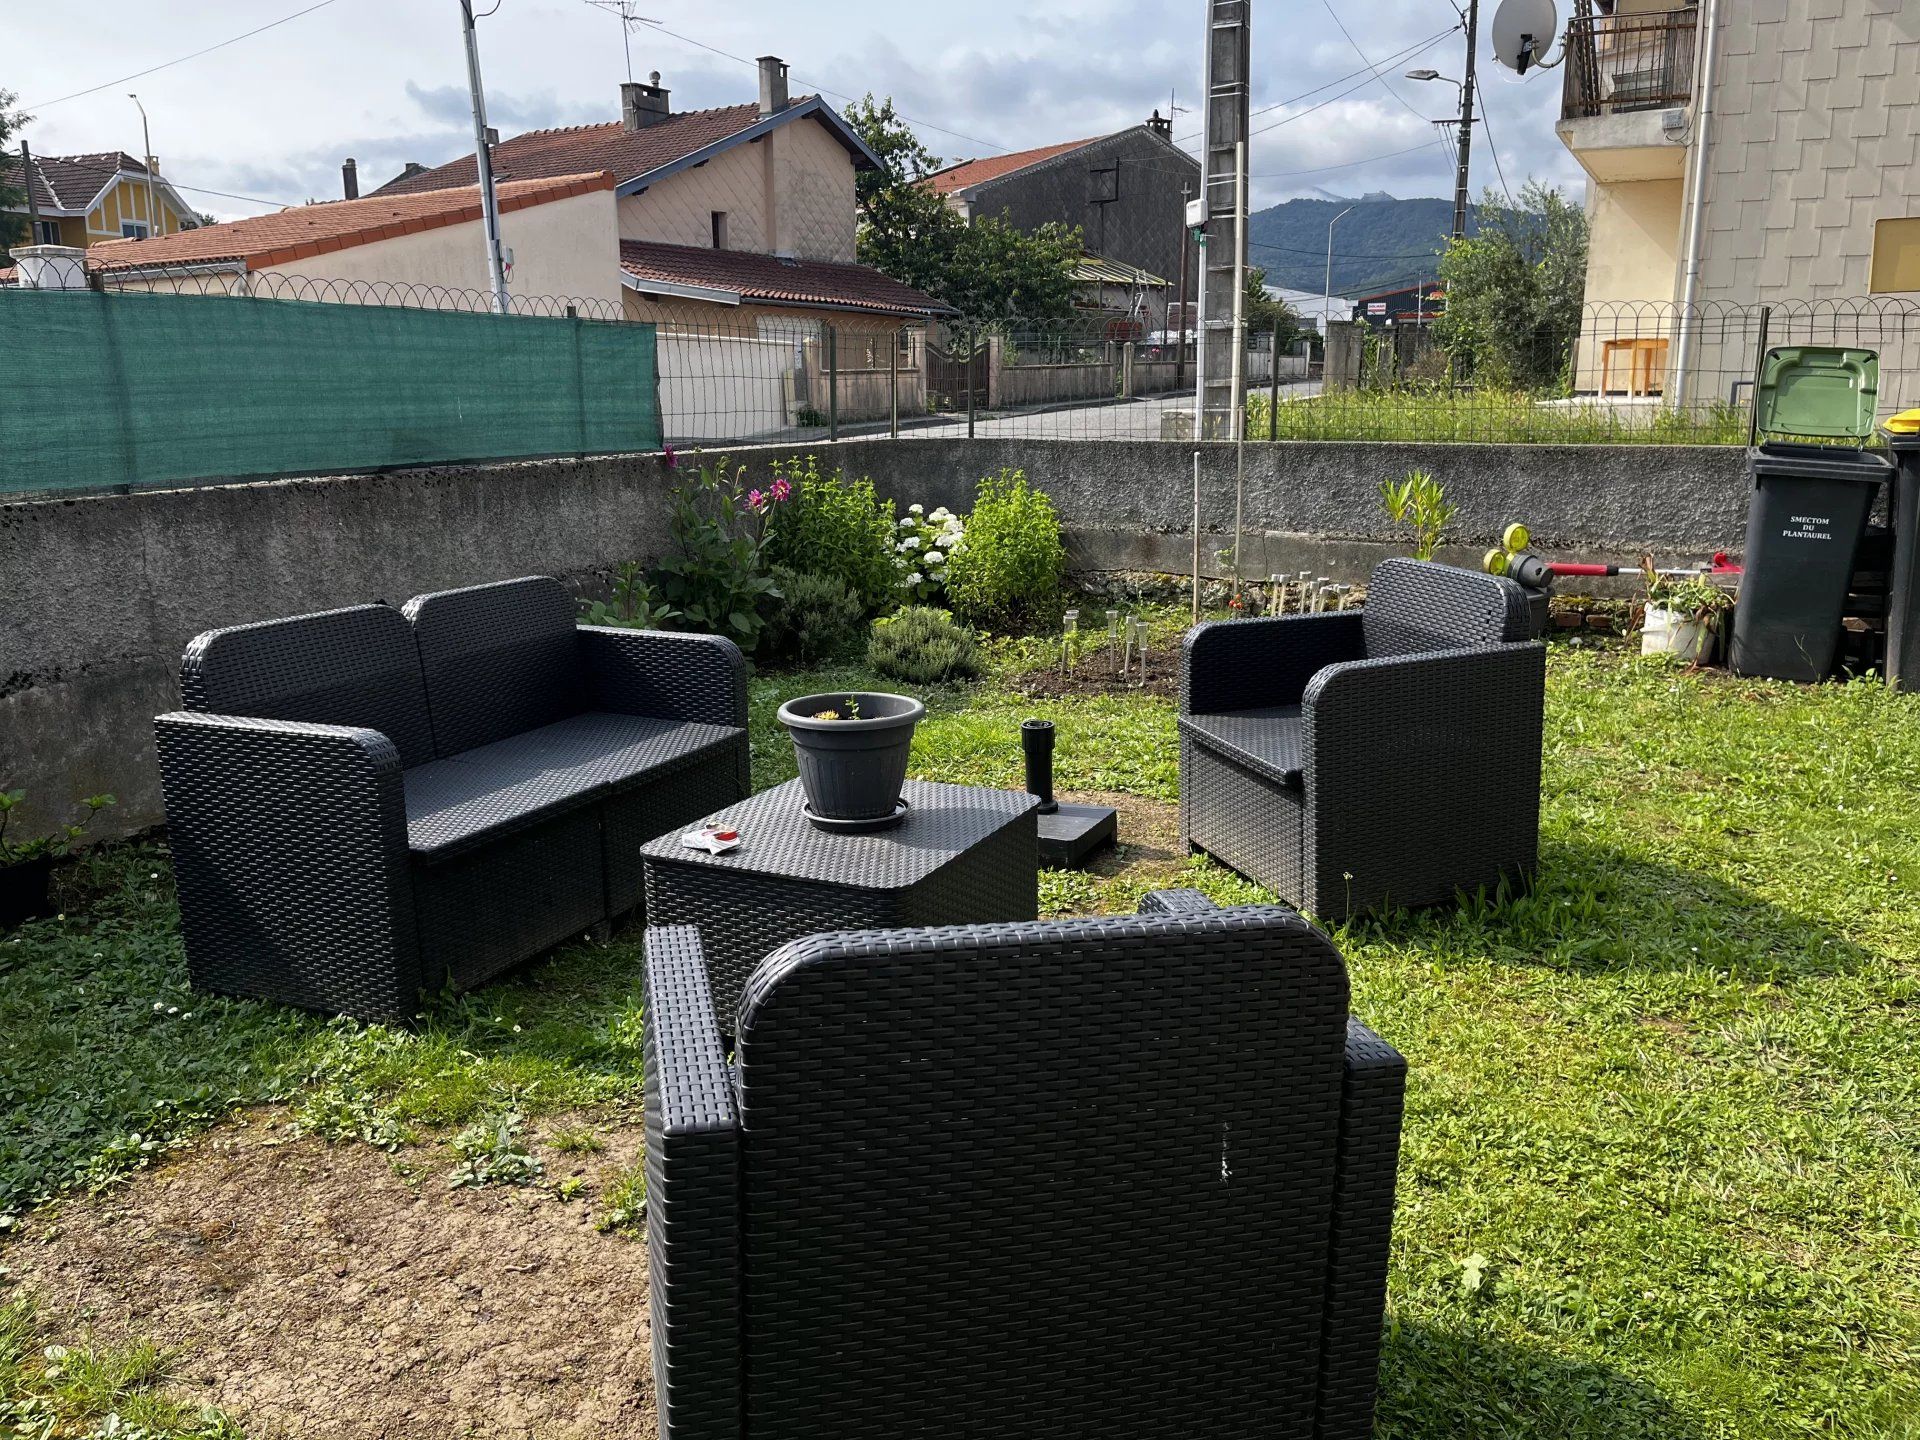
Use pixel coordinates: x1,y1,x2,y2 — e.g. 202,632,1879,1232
2,633,1917,1438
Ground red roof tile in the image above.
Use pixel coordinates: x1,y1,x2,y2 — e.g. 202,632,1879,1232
85,173,614,272
618,240,948,317
923,138,1102,196
376,103,782,196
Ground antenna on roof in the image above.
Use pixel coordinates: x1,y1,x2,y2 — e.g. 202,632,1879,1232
583,0,661,83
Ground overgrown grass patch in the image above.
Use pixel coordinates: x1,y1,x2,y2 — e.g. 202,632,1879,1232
2,642,1916,1438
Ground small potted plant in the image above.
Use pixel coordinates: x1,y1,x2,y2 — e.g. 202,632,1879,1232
776,691,924,830
1641,562,1735,664
1,788,116,927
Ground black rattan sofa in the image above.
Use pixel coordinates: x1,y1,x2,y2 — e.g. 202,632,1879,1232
1181,558,1545,920
155,576,748,1022
642,888,1406,1439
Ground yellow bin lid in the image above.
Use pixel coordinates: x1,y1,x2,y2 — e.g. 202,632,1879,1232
1887,409,1920,435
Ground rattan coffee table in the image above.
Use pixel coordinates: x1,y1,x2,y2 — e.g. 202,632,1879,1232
639,777,1040,1027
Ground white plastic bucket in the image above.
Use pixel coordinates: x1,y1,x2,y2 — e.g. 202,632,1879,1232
1642,605,1718,663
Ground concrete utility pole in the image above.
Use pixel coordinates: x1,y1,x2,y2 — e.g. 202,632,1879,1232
458,0,511,314
1195,0,1250,438
1452,0,1480,240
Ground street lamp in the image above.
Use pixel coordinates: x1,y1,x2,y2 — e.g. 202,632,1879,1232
1406,50,1479,241
127,93,159,236
1325,204,1354,318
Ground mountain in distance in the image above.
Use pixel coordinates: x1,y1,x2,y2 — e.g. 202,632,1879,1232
1248,193,1481,298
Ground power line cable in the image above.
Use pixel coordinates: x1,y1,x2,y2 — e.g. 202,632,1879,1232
169,180,303,209
1318,0,1460,168
1247,29,1459,142
1473,74,1518,211
1174,26,1458,145
26,1,343,110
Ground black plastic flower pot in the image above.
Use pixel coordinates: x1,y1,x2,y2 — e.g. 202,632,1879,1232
777,691,925,828
0,855,56,929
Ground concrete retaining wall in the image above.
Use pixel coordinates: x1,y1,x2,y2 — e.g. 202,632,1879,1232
2,437,1749,839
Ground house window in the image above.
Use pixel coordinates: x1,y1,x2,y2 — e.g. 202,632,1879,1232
120,221,149,239
711,211,729,250
32,219,60,245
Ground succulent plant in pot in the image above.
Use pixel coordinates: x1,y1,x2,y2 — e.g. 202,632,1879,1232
0,788,116,927
776,692,924,831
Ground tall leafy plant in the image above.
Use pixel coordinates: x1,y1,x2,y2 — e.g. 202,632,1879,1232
1379,470,1457,561
652,455,782,649
944,469,1066,634
763,454,899,613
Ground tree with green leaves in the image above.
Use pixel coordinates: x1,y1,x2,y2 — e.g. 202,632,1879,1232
1434,180,1589,392
0,89,33,261
1244,266,1305,351
844,94,1082,321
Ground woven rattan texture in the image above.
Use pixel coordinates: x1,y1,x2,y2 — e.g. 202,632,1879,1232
604,753,746,916
1180,704,1305,786
1181,732,1307,898
404,576,585,757
161,584,751,1020
1360,556,1532,657
643,925,744,1440
581,627,749,732
1181,560,1546,921
1321,1017,1409,1440
1301,641,1544,916
643,780,1039,1026
1182,609,1365,715
413,805,607,991
723,906,1348,1437
402,714,742,857
180,603,437,768
155,713,421,1021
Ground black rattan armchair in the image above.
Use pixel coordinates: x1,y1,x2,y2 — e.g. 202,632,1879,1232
1181,558,1545,920
155,576,748,1021
642,889,1406,1440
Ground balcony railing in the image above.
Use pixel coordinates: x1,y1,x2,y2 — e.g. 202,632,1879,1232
1562,8,1699,121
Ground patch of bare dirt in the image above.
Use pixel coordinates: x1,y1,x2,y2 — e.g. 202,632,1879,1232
1004,664,1177,699
4,1111,657,1440
1061,790,1190,901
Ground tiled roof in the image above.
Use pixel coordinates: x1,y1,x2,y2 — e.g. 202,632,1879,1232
618,239,949,317
86,172,613,272
377,103,778,196
1,150,153,213
924,138,1101,196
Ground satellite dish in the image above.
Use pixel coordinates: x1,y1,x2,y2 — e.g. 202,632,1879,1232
1490,0,1557,75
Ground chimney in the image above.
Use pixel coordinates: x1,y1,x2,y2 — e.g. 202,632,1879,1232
757,56,790,117
341,157,359,200
622,72,671,130
1147,108,1171,140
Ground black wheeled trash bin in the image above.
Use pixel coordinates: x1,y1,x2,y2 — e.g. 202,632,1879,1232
1728,445,1893,683
1880,411,1920,692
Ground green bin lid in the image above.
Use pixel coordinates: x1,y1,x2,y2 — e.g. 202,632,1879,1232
1754,345,1879,441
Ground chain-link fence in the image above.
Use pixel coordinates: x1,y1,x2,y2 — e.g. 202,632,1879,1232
10,266,1920,499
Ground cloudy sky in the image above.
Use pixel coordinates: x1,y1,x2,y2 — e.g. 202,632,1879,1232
11,0,1584,221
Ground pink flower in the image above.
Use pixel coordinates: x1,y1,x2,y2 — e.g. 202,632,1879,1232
661,443,679,469
747,489,766,510
770,477,791,503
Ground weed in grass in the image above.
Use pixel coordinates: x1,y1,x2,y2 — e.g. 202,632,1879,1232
0,1297,245,1438
447,1108,543,1189
596,1163,646,1235
545,1124,605,1155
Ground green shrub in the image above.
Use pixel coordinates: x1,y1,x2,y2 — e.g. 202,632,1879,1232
944,468,1065,634
760,566,867,664
867,606,981,685
651,454,779,649
763,454,898,613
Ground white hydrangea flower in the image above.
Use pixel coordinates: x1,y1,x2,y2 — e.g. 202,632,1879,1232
924,550,944,564
930,506,951,520
906,571,924,585
902,536,921,550
899,516,916,528
909,503,924,514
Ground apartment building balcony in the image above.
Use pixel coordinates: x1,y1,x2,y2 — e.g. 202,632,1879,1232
1555,6,1699,182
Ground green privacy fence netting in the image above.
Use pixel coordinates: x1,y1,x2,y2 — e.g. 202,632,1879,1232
0,288,662,496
